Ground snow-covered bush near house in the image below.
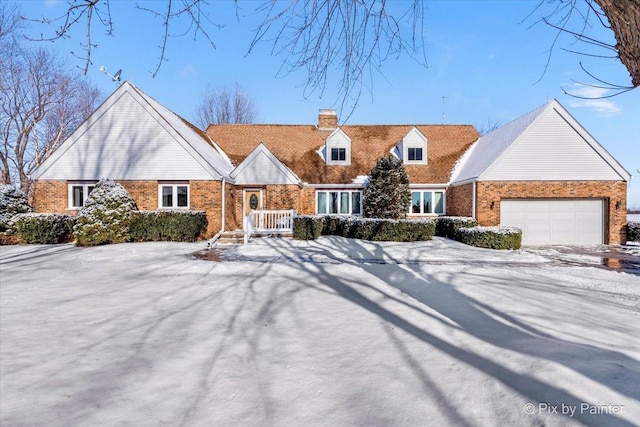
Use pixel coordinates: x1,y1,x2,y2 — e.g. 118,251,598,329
456,225,522,250
73,179,138,246
435,216,478,239
0,184,32,232
363,155,411,219
12,213,74,244
129,210,208,242
628,221,640,242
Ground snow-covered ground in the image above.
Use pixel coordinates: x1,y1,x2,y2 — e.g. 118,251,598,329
1,237,639,427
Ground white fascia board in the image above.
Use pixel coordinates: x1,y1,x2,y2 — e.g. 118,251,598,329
409,183,450,189
303,183,365,189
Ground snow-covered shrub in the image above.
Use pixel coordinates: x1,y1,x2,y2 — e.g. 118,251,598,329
456,226,522,250
129,210,208,242
13,213,75,244
73,179,137,246
435,216,478,239
293,215,324,240
350,217,435,242
363,156,411,219
0,185,32,232
293,215,435,242
628,222,640,242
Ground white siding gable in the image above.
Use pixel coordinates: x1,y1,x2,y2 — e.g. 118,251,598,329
482,103,626,181
231,143,301,185
34,83,231,181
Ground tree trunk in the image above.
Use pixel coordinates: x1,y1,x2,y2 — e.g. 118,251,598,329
595,0,640,87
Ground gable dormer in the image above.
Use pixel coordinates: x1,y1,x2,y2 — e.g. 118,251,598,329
393,127,427,165
323,128,351,165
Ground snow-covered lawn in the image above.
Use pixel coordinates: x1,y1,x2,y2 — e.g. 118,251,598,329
1,237,639,426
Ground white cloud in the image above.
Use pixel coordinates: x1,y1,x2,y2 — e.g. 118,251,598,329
566,83,622,114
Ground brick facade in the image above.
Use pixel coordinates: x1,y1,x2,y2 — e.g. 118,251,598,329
32,179,225,238
446,183,473,217
476,181,627,245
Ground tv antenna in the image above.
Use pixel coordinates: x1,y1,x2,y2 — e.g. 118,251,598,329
99,66,122,85
441,96,447,124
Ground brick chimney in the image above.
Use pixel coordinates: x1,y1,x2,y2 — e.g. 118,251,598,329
318,109,338,130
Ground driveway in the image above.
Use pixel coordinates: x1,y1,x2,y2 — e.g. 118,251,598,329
1,238,639,426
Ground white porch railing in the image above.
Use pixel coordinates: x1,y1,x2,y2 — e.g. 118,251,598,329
244,209,296,244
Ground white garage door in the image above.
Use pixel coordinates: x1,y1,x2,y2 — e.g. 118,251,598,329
500,199,604,245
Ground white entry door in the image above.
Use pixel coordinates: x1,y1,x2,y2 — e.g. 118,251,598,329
500,199,604,245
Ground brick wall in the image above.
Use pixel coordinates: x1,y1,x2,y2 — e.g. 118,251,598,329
446,183,473,217
476,180,627,244
299,188,316,215
32,179,225,238
190,180,223,237
32,180,68,213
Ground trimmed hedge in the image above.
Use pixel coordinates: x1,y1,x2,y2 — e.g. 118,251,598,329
456,226,522,250
435,216,477,239
294,215,435,242
129,210,208,242
12,213,75,244
293,216,324,240
628,222,640,242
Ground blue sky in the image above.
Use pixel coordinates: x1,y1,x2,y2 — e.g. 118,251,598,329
15,0,640,207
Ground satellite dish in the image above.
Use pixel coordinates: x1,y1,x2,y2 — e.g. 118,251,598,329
112,69,122,82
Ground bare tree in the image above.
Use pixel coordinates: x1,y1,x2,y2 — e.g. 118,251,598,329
533,0,639,96
0,8,101,194
21,1,639,111
194,83,258,127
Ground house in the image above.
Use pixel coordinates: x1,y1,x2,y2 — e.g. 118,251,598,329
32,82,631,245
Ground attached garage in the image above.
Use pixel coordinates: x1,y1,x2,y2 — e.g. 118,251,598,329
500,199,604,245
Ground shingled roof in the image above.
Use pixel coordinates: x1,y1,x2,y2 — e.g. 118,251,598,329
206,123,479,185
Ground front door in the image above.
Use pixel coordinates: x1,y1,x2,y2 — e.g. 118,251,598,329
244,190,263,216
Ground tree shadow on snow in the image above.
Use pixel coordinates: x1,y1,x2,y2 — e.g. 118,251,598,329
258,236,638,427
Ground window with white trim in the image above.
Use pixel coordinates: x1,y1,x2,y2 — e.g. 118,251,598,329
316,190,362,215
407,147,423,162
409,190,445,215
330,147,346,162
68,182,96,209
159,183,189,208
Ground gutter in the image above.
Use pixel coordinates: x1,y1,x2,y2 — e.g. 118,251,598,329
472,181,477,220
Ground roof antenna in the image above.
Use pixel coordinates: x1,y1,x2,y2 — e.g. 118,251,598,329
441,96,447,124
99,66,123,85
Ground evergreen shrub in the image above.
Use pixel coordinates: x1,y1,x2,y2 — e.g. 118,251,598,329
435,216,478,239
73,179,137,246
0,185,32,232
293,216,324,240
129,210,208,242
456,226,522,250
628,222,640,242
363,156,411,219
13,213,75,244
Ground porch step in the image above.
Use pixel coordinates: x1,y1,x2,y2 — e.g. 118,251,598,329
215,230,293,244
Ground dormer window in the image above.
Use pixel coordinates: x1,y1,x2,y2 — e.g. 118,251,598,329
393,127,427,165
324,128,351,165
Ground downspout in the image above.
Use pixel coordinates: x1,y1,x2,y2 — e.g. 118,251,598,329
472,181,477,220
